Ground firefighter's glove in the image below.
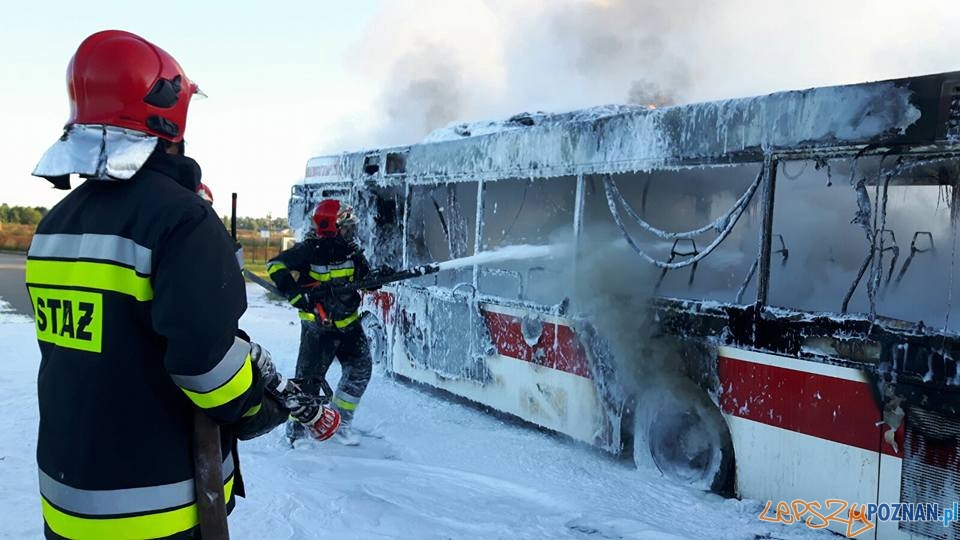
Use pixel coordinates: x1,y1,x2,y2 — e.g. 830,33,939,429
286,394,341,441
250,341,286,395
309,404,341,441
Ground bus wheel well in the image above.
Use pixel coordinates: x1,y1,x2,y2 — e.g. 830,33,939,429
629,375,735,496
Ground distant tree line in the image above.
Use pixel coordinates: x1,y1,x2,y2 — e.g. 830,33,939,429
0,204,48,225
221,215,288,231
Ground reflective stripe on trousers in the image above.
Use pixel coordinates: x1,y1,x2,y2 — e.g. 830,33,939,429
333,390,361,412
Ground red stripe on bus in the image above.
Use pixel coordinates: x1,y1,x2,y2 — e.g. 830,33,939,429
481,311,591,379
719,356,903,457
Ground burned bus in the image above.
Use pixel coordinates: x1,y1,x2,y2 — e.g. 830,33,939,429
288,71,960,539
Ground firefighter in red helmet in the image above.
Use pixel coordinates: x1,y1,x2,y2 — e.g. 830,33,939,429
28,30,335,539
267,199,374,445
196,182,214,204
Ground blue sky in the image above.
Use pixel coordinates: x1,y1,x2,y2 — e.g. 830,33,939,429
3,0,960,218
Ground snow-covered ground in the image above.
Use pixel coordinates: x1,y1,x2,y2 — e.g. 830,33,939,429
0,287,831,539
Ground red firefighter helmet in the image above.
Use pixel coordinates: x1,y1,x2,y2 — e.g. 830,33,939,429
67,30,201,142
311,200,358,239
312,200,341,238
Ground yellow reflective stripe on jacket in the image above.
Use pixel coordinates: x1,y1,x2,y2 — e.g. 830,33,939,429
307,269,354,282
334,312,359,328
39,454,235,516
308,261,355,283
329,268,355,280
180,356,253,409
243,402,262,418
308,271,331,282
298,311,359,328
266,261,287,275
26,259,153,301
171,338,251,394
41,476,235,539
290,294,304,306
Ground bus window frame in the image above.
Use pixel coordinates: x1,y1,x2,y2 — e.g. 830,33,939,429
399,173,581,313
388,145,960,325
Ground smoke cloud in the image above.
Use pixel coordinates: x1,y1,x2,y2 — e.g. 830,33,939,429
378,45,465,147
546,0,695,108
335,0,960,149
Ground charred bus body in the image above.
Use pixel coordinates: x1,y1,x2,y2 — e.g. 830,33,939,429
290,72,960,539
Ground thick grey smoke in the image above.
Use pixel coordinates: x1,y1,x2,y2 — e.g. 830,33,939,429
377,45,465,147
342,0,960,148
546,0,695,107
626,81,679,108
571,231,679,390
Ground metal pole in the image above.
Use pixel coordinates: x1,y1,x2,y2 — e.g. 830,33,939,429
230,193,237,241
756,155,779,306
473,179,485,290
572,173,585,301
401,184,411,269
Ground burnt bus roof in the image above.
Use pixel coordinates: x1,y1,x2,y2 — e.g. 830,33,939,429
303,70,960,184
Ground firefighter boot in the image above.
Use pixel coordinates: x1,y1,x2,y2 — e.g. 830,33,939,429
334,409,360,446
285,419,305,445
333,392,361,446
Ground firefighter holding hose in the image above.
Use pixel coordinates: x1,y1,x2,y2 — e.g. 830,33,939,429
267,200,376,445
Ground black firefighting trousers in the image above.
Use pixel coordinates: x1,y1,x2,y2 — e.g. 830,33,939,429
295,320,372,416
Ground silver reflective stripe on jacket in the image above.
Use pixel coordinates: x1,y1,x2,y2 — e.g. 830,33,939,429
310,261,354,275
39,452,234,516
169,337,251,393
29,233,153,274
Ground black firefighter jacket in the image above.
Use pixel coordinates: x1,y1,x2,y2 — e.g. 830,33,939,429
266,236,371,329
26,150,270,539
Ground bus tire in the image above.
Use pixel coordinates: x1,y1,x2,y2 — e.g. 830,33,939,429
634,377,735,495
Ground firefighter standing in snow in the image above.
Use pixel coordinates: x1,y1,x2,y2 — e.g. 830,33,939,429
27,30,336,540
268,199,374,444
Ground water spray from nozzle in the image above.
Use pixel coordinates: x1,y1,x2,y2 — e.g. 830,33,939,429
435,244,561,271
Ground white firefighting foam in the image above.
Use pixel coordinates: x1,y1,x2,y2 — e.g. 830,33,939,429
0,298,30,324
0,286,832,539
